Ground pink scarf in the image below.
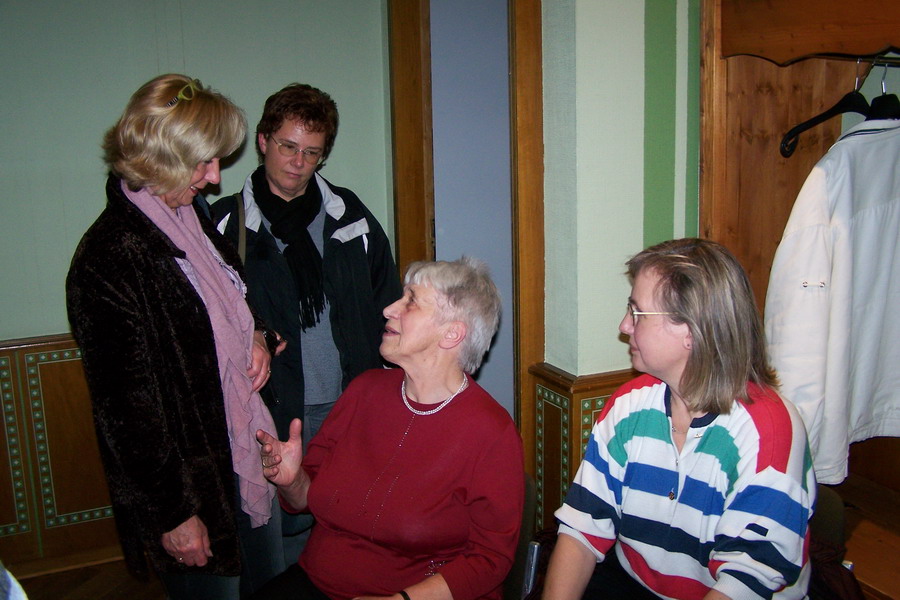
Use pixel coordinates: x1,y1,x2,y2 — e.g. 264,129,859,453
125,183,276,527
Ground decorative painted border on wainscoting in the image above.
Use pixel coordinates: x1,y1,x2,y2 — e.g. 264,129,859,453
535,384,569,525
0,356,29,536
24,349,114,529
529,363,637,529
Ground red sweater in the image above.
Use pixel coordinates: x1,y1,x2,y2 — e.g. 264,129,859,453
299,368,524,600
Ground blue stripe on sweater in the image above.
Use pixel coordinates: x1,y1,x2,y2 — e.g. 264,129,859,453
620,513,715,560
624,462,678,499
583,432,624,505
715,533,804,585
729,484,810,536
719,568,776,599
679,476,726,516
563,482,621,528
620,515,802,590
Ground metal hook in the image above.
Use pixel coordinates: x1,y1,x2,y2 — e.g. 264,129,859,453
855,58,862,91
882,63,889,95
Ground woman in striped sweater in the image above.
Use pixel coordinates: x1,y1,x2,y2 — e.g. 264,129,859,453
544,238,815,600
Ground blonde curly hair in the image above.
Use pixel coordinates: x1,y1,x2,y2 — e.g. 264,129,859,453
103,74,246,194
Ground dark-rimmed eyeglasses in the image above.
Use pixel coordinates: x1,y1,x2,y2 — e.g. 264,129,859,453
269,136,324,164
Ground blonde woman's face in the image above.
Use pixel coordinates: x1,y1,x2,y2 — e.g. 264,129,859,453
159,158,221,209
618,269,692,387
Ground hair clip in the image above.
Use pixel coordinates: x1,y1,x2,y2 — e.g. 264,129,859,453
165,79,200,108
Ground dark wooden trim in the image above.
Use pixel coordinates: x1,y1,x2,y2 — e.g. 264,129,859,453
388,0,546,477
509,0,544,477
528,363,637,528
720,0,900,66
388,0,435,274
0,333,74,350
700,0,857,307
528,363,637,396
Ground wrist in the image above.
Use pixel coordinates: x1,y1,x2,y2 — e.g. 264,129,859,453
260,328,279,355
280,469,310,506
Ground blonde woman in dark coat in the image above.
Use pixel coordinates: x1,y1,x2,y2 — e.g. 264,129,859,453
67,74,286,599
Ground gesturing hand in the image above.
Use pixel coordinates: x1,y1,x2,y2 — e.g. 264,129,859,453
257,418,310,510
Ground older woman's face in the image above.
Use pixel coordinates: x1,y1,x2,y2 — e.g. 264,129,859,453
380,284,447,366
159,159,221,209
618,268,692,387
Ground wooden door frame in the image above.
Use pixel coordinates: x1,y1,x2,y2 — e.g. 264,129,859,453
387,0,544,473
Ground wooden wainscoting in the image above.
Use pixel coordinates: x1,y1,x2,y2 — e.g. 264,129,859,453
0,334,121,579
528,363,636,530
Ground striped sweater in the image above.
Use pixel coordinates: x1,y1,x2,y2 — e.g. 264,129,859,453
555,374,815,599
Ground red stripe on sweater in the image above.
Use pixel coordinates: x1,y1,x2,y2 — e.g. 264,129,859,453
741,383,793,473
621,542,710,599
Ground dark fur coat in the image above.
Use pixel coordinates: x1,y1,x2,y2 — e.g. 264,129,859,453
66,177,260,577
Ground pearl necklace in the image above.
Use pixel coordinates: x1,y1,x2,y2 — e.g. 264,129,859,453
401,376,468,416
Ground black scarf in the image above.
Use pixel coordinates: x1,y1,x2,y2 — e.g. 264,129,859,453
251,166,325,330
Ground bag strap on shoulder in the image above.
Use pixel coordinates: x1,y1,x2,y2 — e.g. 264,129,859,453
233,193,246,263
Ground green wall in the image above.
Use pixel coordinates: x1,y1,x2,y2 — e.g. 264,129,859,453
0,0,392,340
543,0,700,375
644,0,700,245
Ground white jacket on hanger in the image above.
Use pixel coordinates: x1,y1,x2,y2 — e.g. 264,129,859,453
765,119,900,484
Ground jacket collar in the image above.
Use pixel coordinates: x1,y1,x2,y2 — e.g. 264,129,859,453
241,171,369,243
105,176,186,259
837,118,900,143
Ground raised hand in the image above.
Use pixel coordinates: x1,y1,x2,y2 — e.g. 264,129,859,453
257,418,310,510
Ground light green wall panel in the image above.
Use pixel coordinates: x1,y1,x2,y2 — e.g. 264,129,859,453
643,0,677,246
0,0,391,340
543,0,700,376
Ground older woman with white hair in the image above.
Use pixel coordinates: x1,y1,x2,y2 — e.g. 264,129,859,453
253,257,525,600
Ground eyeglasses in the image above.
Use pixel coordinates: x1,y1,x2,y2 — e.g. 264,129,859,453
165,79,200,108
268,136,324,164
626,303,674,326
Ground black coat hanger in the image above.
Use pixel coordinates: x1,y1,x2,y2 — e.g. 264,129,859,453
866,64,900,120
780,90,869,157
868,94,900,119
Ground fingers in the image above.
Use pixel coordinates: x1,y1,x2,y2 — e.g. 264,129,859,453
162,515,213,567
248,332,273,391
247,340,272,392
201,529,213,559
165,539,207,566
256,428,276,446
250,368,270,392
289,418,303,442
261,453,282,469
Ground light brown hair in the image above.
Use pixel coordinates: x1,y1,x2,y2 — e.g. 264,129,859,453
626,238,778,413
